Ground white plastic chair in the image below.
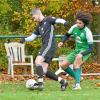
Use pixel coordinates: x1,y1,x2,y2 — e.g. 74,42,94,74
5,42,34,77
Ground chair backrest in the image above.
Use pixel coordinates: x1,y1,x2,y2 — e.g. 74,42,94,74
5,42,25,62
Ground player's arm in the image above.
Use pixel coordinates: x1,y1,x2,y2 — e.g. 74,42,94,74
61,24,77,43
48,17,68,26
58,25,76,48
20,33,37,43
81,29,93,56
58,33,71,48
62,33,71,43
25,33,37,42
55,18,69,27
20,27,39,43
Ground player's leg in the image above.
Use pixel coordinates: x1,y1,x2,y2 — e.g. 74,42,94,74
59,60,75,78
73,53,91,90
59,51,77,79
55,55,66,75
35,51,68,91
55,67,65,75
35,55,45,90
43,56,68,91
59,51,82,90
73,55,83,90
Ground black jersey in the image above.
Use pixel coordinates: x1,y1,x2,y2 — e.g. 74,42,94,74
34,17,56,45
26,16,67,63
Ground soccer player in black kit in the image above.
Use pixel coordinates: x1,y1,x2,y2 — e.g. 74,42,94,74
20,8,68,91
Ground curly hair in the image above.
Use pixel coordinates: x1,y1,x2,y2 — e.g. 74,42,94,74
76,11,92,25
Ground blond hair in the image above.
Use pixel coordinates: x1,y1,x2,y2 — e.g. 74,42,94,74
30,8,42,16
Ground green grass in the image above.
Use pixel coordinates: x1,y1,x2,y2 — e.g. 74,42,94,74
0,79,100,100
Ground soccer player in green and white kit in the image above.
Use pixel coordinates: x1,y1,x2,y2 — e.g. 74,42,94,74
58,11,93,90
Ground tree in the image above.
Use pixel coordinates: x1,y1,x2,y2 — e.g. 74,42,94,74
0,0,11,14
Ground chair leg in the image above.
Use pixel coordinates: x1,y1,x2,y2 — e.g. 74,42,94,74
8,64,11,74
31,63,34,75
8,60,11,74
30,56,34,75
11,65,14,77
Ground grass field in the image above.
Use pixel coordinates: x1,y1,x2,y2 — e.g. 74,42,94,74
0,79,100,100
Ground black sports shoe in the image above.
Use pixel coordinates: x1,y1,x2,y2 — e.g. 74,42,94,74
37,82,44,91
60,80,68,91
33,83,39,90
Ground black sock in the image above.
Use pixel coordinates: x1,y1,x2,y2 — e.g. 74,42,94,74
60,79,65,84
37,65,43,79
45,70,58,81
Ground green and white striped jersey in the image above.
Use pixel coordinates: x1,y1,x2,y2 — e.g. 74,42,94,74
68,24,93,50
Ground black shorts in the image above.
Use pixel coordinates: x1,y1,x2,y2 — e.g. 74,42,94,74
38,45,56,64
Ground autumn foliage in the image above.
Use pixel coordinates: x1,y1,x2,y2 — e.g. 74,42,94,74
0,0,100,74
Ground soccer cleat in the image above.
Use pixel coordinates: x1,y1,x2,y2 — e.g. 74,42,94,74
55,67,65,75
33,83,39,90
60,80,68,91
37,82,44,91
73,83,81,90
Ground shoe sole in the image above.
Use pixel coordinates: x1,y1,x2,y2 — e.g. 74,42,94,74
61,82,68,91
73,87,82,90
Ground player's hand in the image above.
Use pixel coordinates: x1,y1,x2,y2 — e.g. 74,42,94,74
58,42,63,48
20,38,25,43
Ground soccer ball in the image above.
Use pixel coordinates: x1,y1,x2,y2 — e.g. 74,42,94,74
26,79,38,90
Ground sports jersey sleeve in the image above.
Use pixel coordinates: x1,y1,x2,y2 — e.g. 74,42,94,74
85,28,93,44
81,28,93,56
61,24,76,43
47,17,68,26
67,24,77,34
47,17,57,25
25,33,37,42
62,33,71,43
55,18,68,26
34,26,40,35
25,26,39,42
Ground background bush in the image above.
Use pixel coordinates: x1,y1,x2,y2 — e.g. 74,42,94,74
0,0,100,72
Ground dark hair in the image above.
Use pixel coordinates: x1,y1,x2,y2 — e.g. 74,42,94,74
76,11,92,25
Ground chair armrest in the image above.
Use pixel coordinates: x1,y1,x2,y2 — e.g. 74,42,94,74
25,55,33,58
25,55,33,63
6,55,10,58
6,55,13,60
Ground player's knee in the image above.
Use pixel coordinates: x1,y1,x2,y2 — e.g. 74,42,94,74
75,63,82,67
59,62,69,69
35,59,42,66
74,65,81,69
59,63,65,68
43,69,48,74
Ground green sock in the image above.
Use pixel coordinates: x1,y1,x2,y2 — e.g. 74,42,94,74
74,67,82,84
65,67,75,79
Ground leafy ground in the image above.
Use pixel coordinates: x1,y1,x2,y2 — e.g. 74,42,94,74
0,79,100,100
